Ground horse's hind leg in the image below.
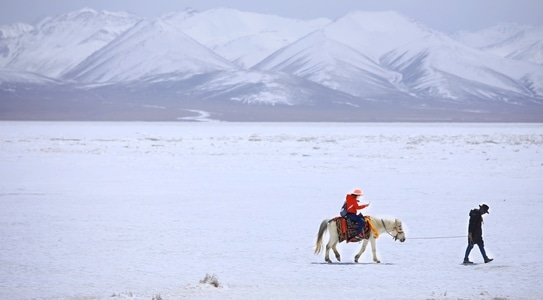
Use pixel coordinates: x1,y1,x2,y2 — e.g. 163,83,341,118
324,243,332,263
325,239,341,263
354,239,369,263
332,242,341,262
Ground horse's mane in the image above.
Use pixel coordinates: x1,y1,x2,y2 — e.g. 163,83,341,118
367,216,403,234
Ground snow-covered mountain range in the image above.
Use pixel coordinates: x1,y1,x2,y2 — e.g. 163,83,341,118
1,7,542,121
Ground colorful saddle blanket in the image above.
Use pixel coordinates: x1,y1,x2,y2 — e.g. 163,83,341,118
333,215,376,243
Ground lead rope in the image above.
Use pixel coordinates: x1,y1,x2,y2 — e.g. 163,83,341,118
380,219,466,240
409,235,466,240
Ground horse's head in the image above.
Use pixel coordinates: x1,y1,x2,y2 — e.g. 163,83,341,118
393,219,406,242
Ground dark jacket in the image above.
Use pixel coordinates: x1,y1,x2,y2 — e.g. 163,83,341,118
468,209,484,244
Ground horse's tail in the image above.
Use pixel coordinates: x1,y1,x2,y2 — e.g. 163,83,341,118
314,219,329,255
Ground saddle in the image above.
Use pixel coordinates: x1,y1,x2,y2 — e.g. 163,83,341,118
333,215,372,243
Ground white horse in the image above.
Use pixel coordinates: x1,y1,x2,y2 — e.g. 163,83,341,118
315,216,406,263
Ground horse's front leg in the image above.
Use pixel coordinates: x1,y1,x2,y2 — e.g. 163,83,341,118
354,239,369,263
370,237,381,263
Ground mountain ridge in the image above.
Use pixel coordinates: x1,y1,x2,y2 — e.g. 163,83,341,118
1,7,542,121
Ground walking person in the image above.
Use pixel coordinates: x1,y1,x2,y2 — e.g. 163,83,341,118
463,204,493,264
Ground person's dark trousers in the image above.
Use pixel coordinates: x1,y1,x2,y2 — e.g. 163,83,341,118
464,240,489,261
347,213,365,235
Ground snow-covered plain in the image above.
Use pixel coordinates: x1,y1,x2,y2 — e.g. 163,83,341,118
1,122,542,300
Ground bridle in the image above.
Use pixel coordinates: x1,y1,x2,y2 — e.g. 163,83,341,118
381,219,404,241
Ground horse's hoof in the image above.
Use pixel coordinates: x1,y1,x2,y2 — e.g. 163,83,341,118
325,259,332,263
336,256,341,262
375,260,381,264
354,255,360,263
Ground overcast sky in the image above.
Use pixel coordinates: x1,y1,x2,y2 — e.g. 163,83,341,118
2,0,543,33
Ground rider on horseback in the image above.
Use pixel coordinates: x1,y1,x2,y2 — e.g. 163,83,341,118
344,189,370,239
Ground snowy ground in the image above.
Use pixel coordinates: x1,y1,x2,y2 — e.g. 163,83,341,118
1,122,542,300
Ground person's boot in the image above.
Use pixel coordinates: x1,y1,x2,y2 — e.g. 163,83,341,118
484,258,493,263
463,259,473,264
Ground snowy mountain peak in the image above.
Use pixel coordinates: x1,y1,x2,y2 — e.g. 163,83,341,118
453,23,533,49
454,23,543,65
0,8,140,78
323,10,436,60
59,7,99,20
164,8,330,68
0,23,34,39
64,18,238,83
254,27,405,99
48,7,137,24
160,8,200,22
